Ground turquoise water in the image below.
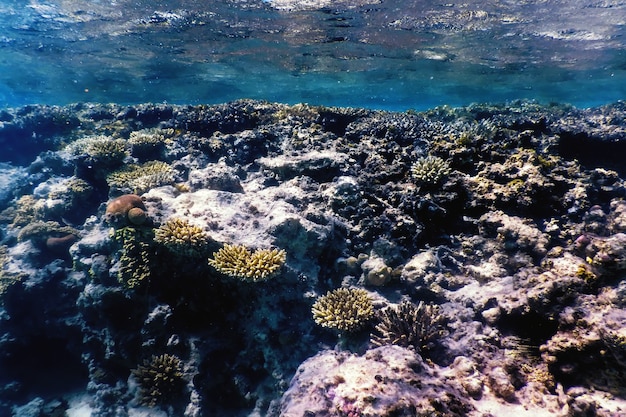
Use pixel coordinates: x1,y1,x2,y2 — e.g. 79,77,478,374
0,0,625,109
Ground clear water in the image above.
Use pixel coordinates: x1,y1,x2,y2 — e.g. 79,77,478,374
0,0,625,110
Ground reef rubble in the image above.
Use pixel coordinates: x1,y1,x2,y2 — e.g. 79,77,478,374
0,100,625,416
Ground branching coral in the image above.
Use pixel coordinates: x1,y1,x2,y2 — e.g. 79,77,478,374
208,244,286,282
312,288,374,332
410,155,451,186
371,301,446,353
131,354,184,407
155,218,211,258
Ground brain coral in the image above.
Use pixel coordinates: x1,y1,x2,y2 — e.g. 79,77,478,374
154,218,210,258
312,288,374,332
208,244,286,282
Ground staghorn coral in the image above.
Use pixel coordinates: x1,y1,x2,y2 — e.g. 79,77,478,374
106,160,176,195
312,288,374,332
410,155,451,186
208,244,286,282
154,218,211,258
371,301,446,353
111,226,155,288
131,354,184,407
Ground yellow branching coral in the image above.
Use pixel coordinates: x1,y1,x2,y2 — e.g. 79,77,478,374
131,354,184,407
208,244,286,282
312,288,374,332
154,218,210,258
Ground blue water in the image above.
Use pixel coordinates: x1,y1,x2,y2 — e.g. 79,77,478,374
0,0,625,110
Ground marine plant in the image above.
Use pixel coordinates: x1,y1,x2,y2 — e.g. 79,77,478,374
106,160,176,195
208,243,286,282
154,218,211,258
410,155,451,186
131,354,184,407
111,226,155,288
371,301,446,353
312,288,374,332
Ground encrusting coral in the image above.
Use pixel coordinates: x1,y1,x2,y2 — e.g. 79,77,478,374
131,354,184,407
312,288,374,332
154,218,211,258
208,243,286,282
410,155,451,186
371,301,446,354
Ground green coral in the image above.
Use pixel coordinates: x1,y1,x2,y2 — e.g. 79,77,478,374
208,244,286,282
312,288,374,332
410,155,451,186
131,354,184,407
371,301,446,353
154,218,210,258
111,227,155,288
106,160,176,194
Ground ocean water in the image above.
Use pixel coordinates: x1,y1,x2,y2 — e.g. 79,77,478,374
0,0,625,110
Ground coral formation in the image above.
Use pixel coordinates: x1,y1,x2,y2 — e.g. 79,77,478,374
104,194,148,227
131,354,184,407
208,244,286,281
66,135,128,167
154,218,210,258
2,101,626,417
106,160,176,195
371,301,446,354
111,226,155,288
410,155,451,186
312,288,374,332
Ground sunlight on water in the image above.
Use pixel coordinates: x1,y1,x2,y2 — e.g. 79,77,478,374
0,0,624,109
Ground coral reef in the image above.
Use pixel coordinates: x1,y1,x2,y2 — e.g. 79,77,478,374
208,243,287,281
0,100,626,417
312,288,374,332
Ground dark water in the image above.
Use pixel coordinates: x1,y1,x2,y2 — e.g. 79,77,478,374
0,0,625,110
